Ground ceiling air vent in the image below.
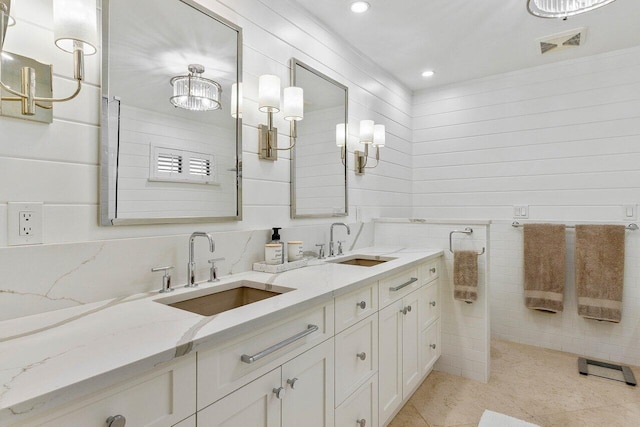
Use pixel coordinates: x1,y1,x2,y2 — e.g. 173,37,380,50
537,28,586,55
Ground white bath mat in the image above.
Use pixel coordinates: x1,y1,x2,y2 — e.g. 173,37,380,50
478,410,540,427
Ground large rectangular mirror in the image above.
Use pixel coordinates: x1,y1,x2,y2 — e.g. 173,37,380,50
100,0,242,225
290,59,348,218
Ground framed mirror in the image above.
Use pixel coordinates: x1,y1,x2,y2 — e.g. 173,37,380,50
100,0,242,225
290,59,348,218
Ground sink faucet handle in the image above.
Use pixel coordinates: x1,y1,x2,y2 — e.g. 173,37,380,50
151,266,174,293
315,243,326,260
337,240,346,256
207,258,225,283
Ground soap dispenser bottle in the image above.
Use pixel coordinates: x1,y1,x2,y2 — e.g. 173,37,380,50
271,227,285,264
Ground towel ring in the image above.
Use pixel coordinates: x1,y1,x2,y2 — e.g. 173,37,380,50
449,227,485,255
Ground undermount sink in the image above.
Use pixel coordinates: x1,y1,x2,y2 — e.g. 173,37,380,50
156,280,295,316
327,254,397,267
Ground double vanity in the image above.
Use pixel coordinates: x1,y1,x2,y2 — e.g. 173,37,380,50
0,248,442,427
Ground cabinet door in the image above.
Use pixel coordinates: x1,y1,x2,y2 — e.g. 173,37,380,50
378,300,403,425
198,368,281,427
402,291,420,399
282,339,335,427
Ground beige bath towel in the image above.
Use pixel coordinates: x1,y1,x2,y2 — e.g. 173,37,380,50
575,224,626,323
454,250,478,302
523,224,566,312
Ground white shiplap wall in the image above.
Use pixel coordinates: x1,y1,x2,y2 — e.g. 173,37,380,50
0,0,410,319
412,46,640,366
412,46,640,221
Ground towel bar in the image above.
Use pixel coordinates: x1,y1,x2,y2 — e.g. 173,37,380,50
512,221,639,231
449,228,485,255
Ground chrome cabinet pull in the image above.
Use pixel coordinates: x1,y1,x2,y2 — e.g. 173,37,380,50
241,324,319,364
356,352,367,361
357,419,366,427
273,387,286,399
389,277,418,292
106,415,126,427
400,305,412,315
430,267,436,273
356,300,366,309
430,301,437,307
287,377,299,389
430,343,437,350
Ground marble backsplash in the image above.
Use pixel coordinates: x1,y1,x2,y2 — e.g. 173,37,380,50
0,222,373,321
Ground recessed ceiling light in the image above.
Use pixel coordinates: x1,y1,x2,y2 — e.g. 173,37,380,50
350,1,370,13
421,70,435,78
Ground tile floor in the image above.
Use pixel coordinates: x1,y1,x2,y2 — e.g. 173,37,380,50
389,339,640,427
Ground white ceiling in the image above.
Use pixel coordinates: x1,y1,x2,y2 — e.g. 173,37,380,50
292,0,640,91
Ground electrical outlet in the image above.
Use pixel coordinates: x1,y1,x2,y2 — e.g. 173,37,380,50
623,205,637,220
513,205,529,219
8,202,43,245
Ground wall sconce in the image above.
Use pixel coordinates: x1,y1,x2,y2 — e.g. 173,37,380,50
0,0,97,124
258,74,303,161
354,120,385,175
170,64,221,111
336,123,347,166
231,82,242,119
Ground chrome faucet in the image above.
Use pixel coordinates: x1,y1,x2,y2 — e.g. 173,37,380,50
187,232,215,287
329,223,351,257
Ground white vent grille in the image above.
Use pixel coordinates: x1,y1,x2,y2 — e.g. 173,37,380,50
189,157,211,177
150,146,217,184
157,153,183,174
538,28,586,55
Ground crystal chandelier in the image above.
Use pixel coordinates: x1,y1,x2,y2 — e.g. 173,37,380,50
527,0,617,18
170,64,221,111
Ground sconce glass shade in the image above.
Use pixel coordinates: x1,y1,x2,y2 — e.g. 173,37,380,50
283,86,303,121
336,123,347,147
53,0,98,55
373,124,385,147
258,74,281,113
170,65,221,111
527,0,617,18
231,82,242,118
359,120,374,144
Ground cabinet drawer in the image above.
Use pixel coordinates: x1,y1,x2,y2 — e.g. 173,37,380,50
418,280,440,330
420,319,441,377
197,302,334,409
335,282,378,333
419,259,440,285
21,354,196,427
335,374,378,427
335,313,378,405
379,268,420,308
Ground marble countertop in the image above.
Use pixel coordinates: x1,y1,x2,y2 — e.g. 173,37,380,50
0,246,442,424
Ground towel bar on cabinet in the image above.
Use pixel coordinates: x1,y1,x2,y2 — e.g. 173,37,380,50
449,227,485,255
511,221,639,231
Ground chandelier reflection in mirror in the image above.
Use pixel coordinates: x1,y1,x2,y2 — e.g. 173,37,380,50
527,0,617,18
170,64,222,111
0,0,97,123
336,120,385,175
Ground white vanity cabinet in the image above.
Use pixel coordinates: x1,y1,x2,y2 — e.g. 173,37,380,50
18,354,197,427
198,338,334,427
378,258,441,426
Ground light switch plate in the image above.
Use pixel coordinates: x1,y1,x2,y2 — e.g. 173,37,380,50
623,204,637,220
513,205,529,219
7,202,44,245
